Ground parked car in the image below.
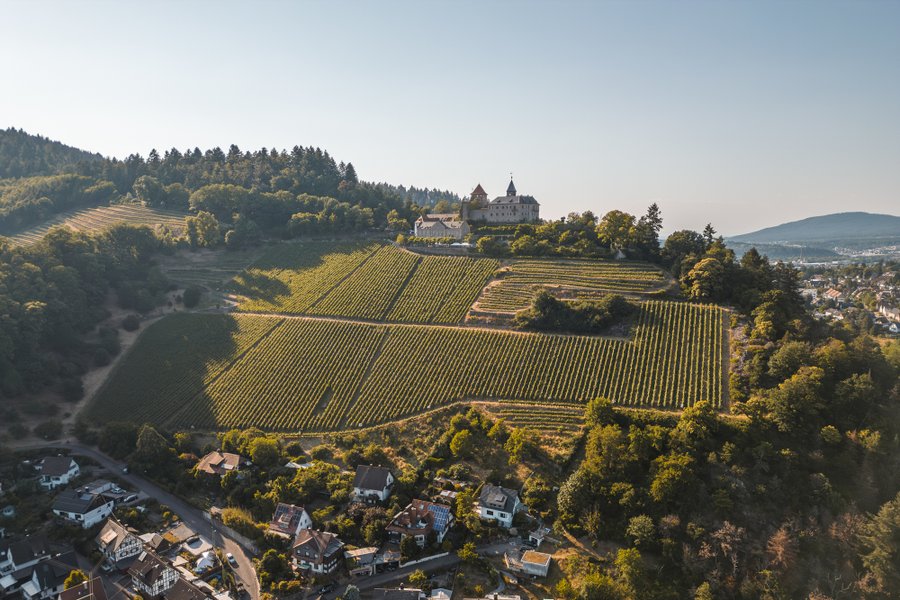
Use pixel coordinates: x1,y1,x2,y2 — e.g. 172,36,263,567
100,562,113,573
226,553,238,568
318,583,336,594
123,494,139,503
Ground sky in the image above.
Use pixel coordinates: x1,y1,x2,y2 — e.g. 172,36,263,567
2,0,899,236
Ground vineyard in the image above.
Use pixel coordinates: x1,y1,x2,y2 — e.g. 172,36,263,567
474,258,668,313
230,242,498,324
88,299,724,432
8,203,187,246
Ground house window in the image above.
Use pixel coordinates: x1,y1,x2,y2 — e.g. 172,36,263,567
486,510,494,516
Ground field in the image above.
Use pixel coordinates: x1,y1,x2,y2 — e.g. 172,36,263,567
474,258,668,313
230,242,499,324
87,300,724,432
8,203,187,245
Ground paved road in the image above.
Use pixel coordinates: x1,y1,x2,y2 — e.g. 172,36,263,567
14,441,260,600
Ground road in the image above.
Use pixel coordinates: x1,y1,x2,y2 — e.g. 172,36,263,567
13,440,260,600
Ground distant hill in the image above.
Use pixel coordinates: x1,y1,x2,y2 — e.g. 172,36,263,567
0,128,104,179
729,212,900,244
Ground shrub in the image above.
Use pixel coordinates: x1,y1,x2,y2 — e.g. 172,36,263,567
93,347,112,367
183,286,203,308
122,314,141,331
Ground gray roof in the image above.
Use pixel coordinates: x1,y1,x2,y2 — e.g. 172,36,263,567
0,536,51,565
374,589,423,600
59,576,108,600
292,530,344,565
53,489,108,514
128,551,172,586
353,465,393,491
40,456,76,477
162,578,211,600
478,484,519,513
490,195,539,206
30,550,78,592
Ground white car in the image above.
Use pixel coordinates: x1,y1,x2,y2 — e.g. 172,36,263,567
226,553,238,568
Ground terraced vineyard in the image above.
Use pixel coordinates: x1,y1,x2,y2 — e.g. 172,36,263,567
230,243,498,324
8,203,187,246
478,402,585,431
475,258,667,313
88,300,724,432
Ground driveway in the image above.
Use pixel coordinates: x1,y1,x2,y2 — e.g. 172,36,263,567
13,440,260,600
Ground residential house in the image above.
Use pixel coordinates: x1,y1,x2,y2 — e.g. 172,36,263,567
386,500,454,547
52,489,115,529
20,551,79,600
352,465,394,502
504,549,551,577
267,503,312,539
344,547,378,577
95,518,142,565
0,537,53,593
58,576,108,600
477,485,521,529
38,457,80,491
291,529,344,575
195,452,245,477
129,551,178,598
161,578,212,600
374,588,426,600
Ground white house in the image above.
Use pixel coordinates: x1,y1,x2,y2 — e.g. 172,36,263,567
20,551,79,600
292,529,344,574
95,518,142,565
38,457,80,491
504,549,551,578
0,537,52,593
52,489,114,529
414,215,470,240
268,503,312,538
129,551,178,598
352,465,394,502
477,485,521,529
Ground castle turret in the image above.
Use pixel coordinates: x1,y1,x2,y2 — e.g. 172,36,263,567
506,179,517,196
470,183,488,205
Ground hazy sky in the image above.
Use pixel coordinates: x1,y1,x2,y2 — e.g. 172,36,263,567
2,0,899,235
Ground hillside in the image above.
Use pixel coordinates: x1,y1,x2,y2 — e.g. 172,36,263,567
87,244,725,432
0,127,103,178
728,211,900,244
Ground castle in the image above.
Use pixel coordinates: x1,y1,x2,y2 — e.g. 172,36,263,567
413,179,540,240
462,179,540,224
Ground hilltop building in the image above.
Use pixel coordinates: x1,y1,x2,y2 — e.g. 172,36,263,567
461,180,540,224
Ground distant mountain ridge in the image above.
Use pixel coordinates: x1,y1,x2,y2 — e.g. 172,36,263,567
728,211,900,244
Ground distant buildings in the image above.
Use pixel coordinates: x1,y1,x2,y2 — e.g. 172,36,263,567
462,180,540,224
414,178,540,240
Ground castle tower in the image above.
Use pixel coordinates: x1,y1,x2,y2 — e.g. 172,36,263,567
470,183,488,205
506,179,517,196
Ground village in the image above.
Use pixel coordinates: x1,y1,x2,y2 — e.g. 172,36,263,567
0,437,561,600
799,262,900,335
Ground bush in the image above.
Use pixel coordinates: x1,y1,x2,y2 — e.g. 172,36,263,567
513,290,635,334
93,347,112,367
183,286,203,308
62,377,84,402
122,314,141,331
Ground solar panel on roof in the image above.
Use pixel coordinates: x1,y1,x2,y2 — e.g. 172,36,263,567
427,503,451,532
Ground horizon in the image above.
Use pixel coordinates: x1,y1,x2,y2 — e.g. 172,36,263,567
3,0,899,236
